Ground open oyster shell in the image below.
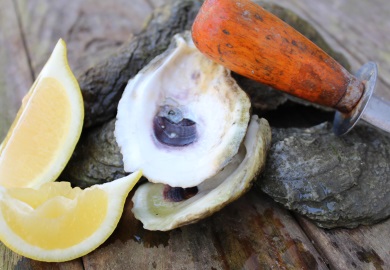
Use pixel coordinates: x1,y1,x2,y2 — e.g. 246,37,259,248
132,116,271,231
115,31,251,188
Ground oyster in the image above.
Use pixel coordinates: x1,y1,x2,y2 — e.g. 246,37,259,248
132,116,271,231
115,31,251,188
115,31,271,230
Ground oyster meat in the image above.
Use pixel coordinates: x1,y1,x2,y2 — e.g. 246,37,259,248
115,31,252,188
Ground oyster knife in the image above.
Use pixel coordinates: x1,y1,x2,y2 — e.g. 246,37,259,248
192,0,390,135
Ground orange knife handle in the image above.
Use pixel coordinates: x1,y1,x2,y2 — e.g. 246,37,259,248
192,0,364,112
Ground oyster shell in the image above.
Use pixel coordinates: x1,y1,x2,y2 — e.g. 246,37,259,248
259,122,390,229
115,31,251,188
132,116,271,231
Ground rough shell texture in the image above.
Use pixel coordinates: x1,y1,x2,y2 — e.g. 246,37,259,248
258,122,390,229
115,31,251,188
132,116,271,231
61,120,126,188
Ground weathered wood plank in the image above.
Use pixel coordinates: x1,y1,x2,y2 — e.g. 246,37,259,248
2,239,84,269
14,0,154,78
11,258,84,270
148,0,175,8
82,190,328,269
0,0,32,141
297,216,390,270
1,244,83,270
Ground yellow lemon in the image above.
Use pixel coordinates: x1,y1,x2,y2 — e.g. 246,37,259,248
0,171,142,262
0,39,84,188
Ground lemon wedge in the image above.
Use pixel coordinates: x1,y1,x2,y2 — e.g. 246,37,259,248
0,39,84,188
0,171,142,262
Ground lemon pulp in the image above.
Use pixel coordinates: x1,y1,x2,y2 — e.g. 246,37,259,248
2,183,107,249
0,78,71,187
0,39,84,188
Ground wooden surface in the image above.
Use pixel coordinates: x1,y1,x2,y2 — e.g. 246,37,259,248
0,0,389,269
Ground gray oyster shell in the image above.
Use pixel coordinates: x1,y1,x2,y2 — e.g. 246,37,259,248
258,123,390,229
60,119,126,188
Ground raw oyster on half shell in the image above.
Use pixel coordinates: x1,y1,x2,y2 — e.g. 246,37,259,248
115,31,271,231
132,116,271,231
115,31,252,188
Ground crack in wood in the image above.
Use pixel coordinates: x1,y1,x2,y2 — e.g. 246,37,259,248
12,0,35,81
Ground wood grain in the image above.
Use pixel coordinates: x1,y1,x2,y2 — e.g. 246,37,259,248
0,0,32,141
297,216,390,270
14,0,154,78
11,258,84,270
0,244,79,270
82,190,328,270
147,0,175,9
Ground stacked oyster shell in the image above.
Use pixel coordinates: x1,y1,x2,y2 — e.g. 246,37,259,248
115,31,271,231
